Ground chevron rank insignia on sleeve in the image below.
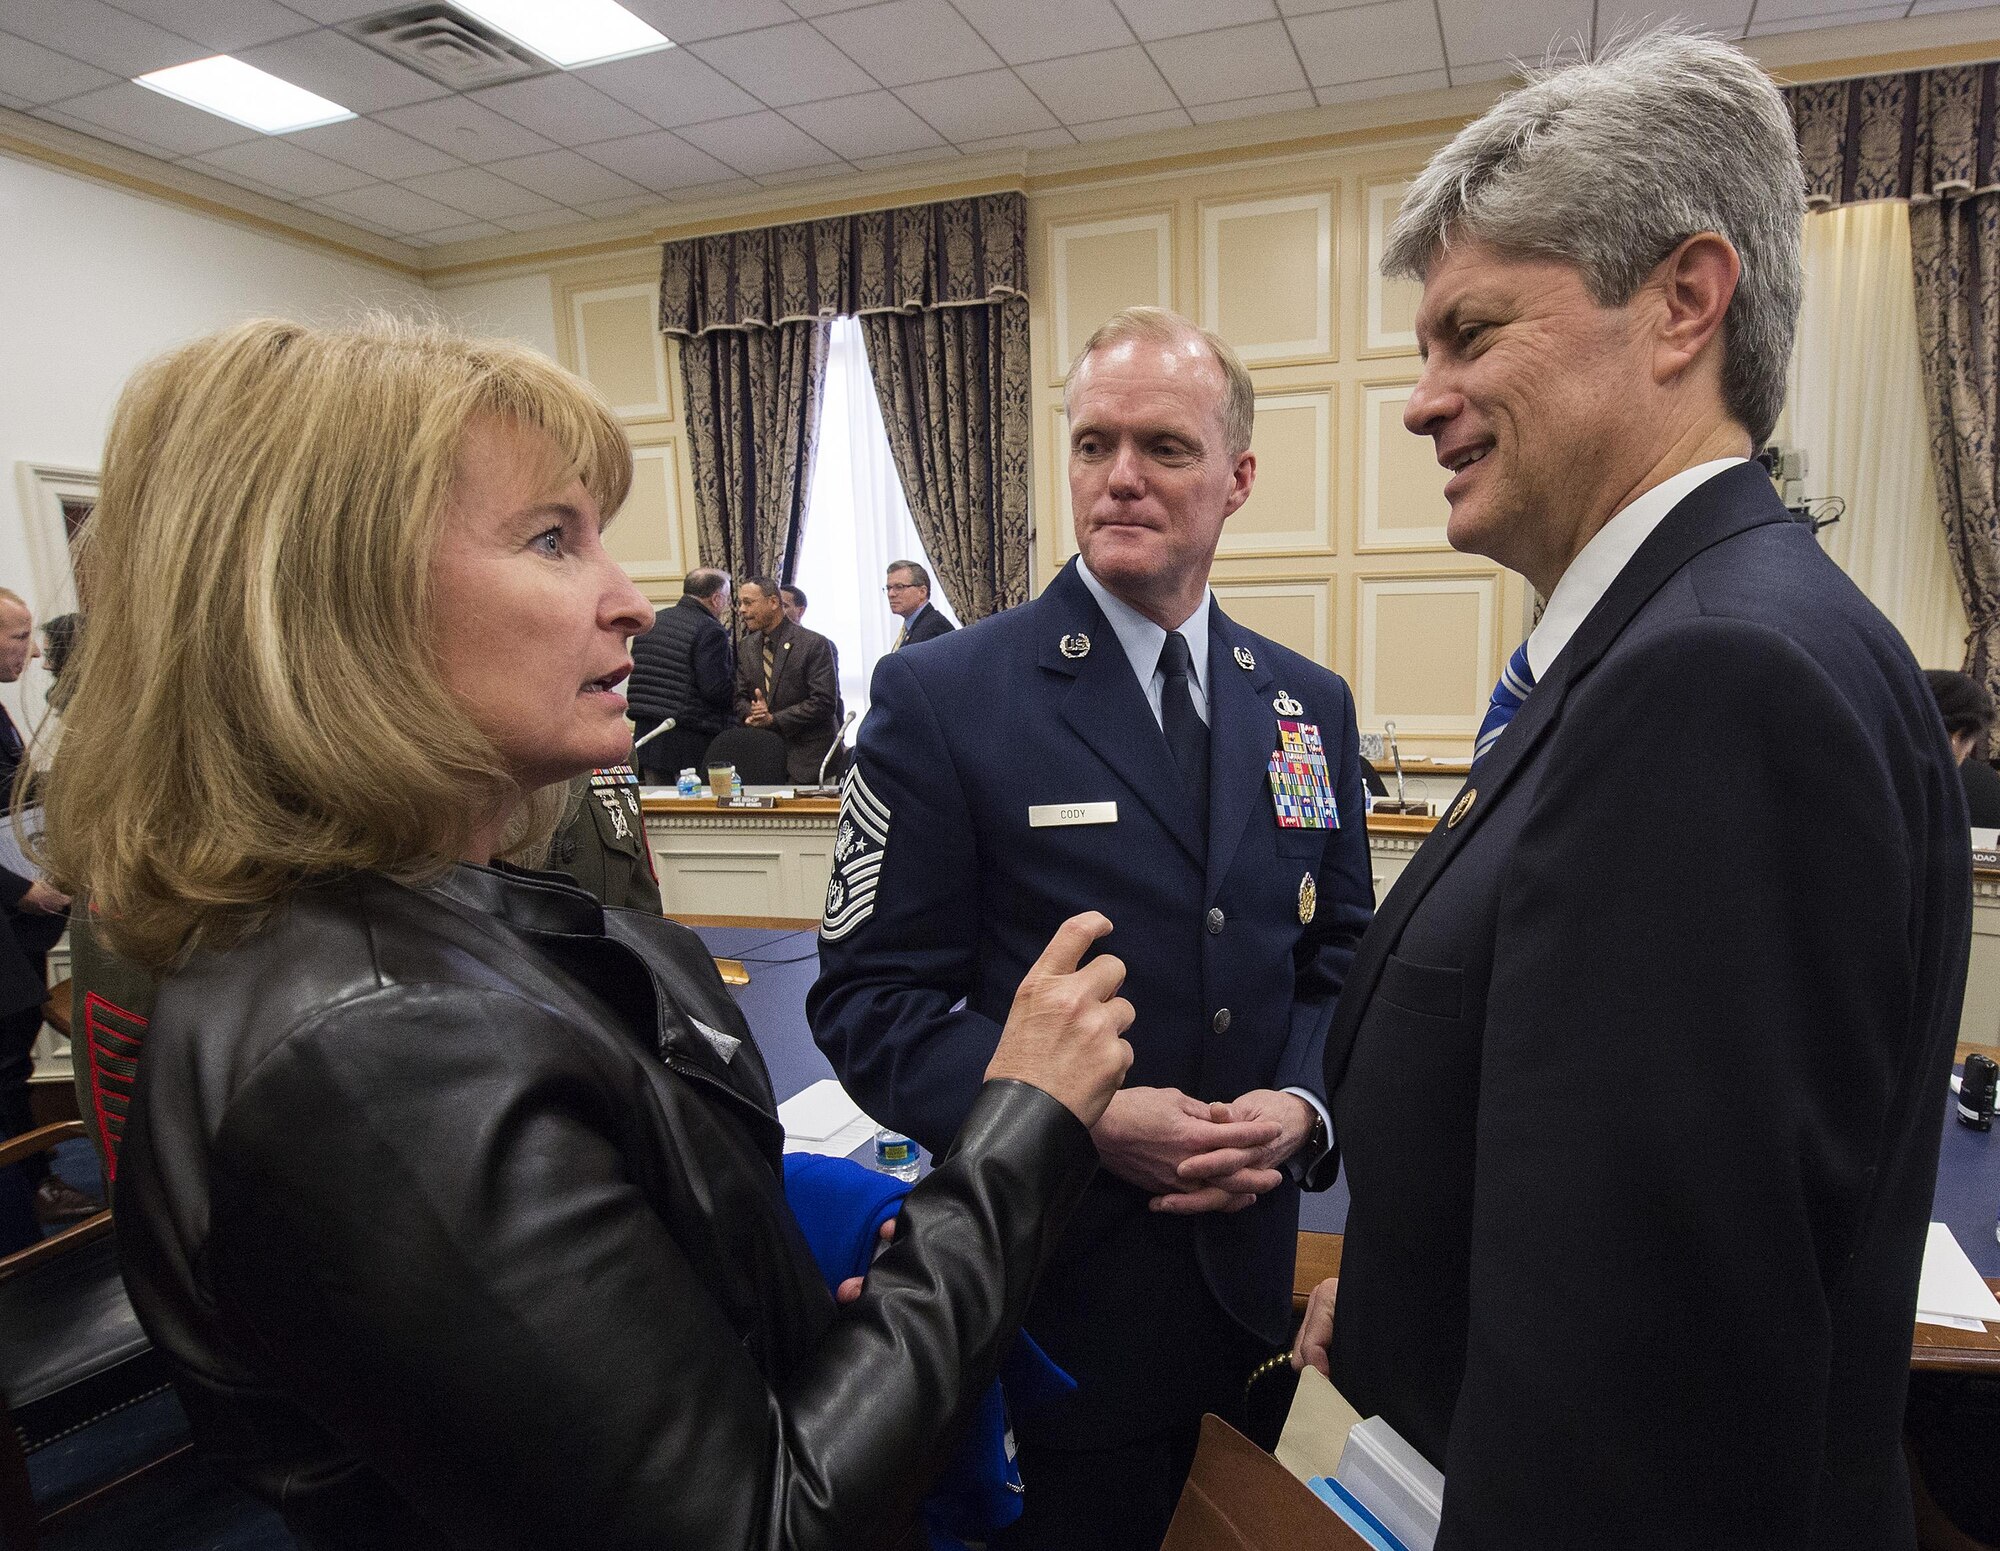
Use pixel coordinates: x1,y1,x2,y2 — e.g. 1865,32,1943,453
821,767,891,940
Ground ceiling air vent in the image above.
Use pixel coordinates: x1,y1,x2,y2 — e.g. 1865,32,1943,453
342,5,554,91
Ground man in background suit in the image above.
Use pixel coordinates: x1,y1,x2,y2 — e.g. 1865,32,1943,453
628,566,733,784
733,577,840,784
780,584,807,625
0,590,95,1225
1290,35,1969,1549
885,560,954,649
812,307,1373,1550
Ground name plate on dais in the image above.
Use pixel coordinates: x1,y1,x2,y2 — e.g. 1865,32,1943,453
1029,802,1119,828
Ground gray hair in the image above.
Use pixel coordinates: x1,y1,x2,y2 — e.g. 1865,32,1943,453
886,559,930,591
1063,306,1256,456
1383,31,1803,445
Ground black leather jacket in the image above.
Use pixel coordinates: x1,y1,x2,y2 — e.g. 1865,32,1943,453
114,863,1096,1550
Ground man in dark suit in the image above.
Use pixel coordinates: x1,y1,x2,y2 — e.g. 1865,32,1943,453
885,560,954,648
732,576,841,785
627,566,733,784
0,590,94,1226
1290,34,1969,1550
811,308,1373,1550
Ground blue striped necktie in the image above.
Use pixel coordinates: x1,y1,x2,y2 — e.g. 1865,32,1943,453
1472,643,1535,766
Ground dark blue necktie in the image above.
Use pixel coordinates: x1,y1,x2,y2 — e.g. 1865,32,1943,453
1158,631,1209,817
1472,643,1535,767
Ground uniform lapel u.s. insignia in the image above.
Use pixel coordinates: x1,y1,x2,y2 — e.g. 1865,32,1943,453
1059,632,1091,660
1298,871,1317,925
1447,788,1477,828
1233,645,1255,671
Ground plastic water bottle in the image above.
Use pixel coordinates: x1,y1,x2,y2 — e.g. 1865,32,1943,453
873,1128,920,1183
676,767,698,797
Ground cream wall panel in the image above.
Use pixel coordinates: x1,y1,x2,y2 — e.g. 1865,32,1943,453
1201,191,1334,365
1356,574,1495,736
1211,579,1330,664
1048,406,1078,565
1359,381,1451,550
573,282,672,421
1362,177,1423,356
1048,210,1174,385
607,443,686,588
1225,388,1332,556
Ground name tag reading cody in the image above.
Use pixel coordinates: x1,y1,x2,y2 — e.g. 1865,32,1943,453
1029,802,1119,828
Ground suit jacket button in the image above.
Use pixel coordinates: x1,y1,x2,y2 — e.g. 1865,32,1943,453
1212,1008,1231,1034
1206,907,1225,935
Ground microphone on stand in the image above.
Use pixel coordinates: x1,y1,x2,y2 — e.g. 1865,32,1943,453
1374,720,1426,814
810,711,859,792
632,716,676,751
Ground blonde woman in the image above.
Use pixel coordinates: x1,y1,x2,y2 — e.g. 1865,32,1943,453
40,318,1133,1551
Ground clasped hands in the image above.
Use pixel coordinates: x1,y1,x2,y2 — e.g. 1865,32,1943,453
744,689,775,729
1095,1084,1312,1214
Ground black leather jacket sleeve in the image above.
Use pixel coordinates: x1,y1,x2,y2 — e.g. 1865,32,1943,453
203,980,1094,1551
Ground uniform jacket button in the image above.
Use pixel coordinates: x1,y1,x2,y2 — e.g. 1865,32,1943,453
1206,908,1225,935
1212,1008,1231,1034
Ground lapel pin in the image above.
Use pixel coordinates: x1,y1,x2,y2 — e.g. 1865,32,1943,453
1447,788,1477,828
1298,871,1317,925
1060,633,1091,660
1234,646,1256,672
1273,691,1303,716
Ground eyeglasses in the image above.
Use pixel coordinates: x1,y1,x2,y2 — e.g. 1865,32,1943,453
884,583,921,594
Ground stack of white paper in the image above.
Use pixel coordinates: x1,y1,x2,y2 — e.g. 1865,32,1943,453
1917,1222,2000,1332
776,1078,877,1158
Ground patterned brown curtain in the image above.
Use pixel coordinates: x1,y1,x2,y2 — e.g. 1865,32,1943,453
675,323,827,581
1785,64,2000,730
661,193,1030,613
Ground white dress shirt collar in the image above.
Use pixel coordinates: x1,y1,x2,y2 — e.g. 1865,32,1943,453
1076,558,1213,726
1525,458,1746,681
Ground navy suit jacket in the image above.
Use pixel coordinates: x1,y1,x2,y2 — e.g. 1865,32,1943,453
1321,463,1970,1549
898,601,954,647
810,559,1373,1444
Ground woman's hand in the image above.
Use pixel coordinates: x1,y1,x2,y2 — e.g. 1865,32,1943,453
985,912,1134,1128
1291,1277,1337,1377
835,1219,895,1305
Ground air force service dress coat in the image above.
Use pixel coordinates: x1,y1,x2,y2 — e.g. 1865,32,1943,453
1318,463,1972,1550
810,559,1374,1445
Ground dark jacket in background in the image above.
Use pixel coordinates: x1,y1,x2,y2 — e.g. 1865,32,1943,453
897,601,956,648
630,595,732,780
115,862,1097,1551
733,619,841,785
1962,757,2000,829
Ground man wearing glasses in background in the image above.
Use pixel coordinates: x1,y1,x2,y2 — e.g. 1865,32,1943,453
886,561,954,650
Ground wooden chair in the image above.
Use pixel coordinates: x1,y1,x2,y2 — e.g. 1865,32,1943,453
0,1121,188,1548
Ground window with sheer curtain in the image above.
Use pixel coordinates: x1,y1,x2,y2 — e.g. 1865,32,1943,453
793,316,960,732
1776,201,1967,670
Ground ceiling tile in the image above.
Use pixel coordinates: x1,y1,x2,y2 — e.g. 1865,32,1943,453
483,147,650,204
419,218,509,242
618,0,800,44
688,22,878,107
193,135,376,196
949,0,1135,64
400,164,559,218
1,0,205,76
236,28,446,114
29,105,173,157
577,193,660,218
467,73,656,144
376,95,557,163
785,0,879,14
286,114,465,177
494,208,583,232
1436,0,1592,70
1187,87,1317,121
103,0,311,51
1313,66,1449,103
813,1,1004,88
1910,0,2000,12
294,198,400,236
896,68,1059,142
782,90,946,158
176,155,290,201
1277,0,1375,11
1289,0,1443,86
1145,20,1307,106
677,109,844,174
0,31,119,105
955,125,1076,153
574,126,742,189
1447,58,1521,83
1116,0,1280,42
41,80,257,155
1069,107,1193,141
579,43,761,127
1744,0,1915,18
270,0,384,20
0,90,29,110
1017,45,1178,123
313,180,476,232
854,144,962,168
1744,2,1908,31
1593,1,1751,41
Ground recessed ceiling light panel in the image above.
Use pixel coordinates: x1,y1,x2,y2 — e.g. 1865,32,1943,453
450,0,672,68
135,55,355,135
